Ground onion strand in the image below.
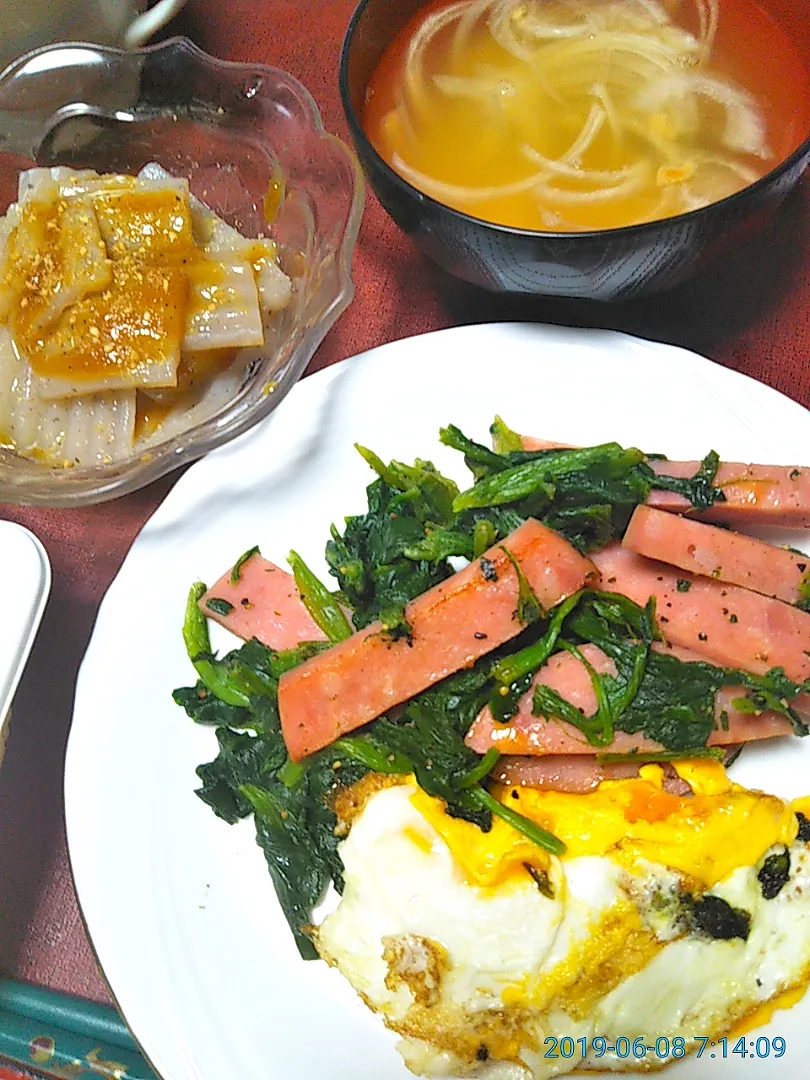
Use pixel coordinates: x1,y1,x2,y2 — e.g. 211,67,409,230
383,0,769,232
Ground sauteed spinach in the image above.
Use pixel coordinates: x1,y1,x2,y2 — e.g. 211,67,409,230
173,421,807,956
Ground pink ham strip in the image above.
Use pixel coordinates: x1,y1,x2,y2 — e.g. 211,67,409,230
200,555,327,651
466,641,794,756
592,545,810,685
647,460,810,528
518,435,810,528
278,519,598,762
492,755,734,795
519,438,575,451
622,504,810,606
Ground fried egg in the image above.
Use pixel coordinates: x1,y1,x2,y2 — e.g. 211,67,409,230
315,764,810,1078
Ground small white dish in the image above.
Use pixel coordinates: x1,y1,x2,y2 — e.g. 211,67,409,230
0,519,50,762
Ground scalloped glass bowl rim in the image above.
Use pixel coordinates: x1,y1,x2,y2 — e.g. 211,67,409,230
338,0,810,242
0,37,365,507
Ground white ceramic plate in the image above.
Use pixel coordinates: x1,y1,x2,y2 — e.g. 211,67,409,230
0,520,50,764
66,323,810,1080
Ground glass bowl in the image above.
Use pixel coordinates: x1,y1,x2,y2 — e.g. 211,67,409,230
340,0,810,301
0,37,364,506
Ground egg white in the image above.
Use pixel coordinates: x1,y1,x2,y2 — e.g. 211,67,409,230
316,782,810,1079
577,846,810,1071
316,785,566,1019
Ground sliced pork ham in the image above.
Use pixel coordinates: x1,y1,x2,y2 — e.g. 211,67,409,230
517,435,810,528
466,642,794,757
200,553,327,651
278,519,598,762
491,755,729,795
592,545,810,683
518,437,574,452
646,459,810,528
622,504,810,606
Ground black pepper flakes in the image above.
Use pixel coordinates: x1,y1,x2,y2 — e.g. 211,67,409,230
474,631,488,640
480,557,498,582
476,1046,490,1062
525,863,555,899
698,632,708,641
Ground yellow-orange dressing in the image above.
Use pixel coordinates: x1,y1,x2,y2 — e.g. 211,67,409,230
133,393,175,443
263,168,285,226
133,346,238,441
3,189,198,387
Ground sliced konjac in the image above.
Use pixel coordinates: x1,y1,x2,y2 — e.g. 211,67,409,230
0,327,136,466
278,519,598,762
622,504,810,606
0,165,293,466
200,553,327,651
591,545,810,684
518,435,810,528
465,642,793,756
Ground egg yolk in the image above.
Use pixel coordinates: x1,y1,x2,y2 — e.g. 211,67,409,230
411,761,798,890
728,984,808,1037
410,786,552,888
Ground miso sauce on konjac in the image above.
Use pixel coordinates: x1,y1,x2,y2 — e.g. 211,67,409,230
363,0,810,232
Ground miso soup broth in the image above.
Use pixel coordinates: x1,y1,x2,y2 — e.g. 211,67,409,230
363,0,810,232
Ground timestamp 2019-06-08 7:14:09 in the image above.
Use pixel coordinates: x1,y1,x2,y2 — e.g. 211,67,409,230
541,1036,787,1062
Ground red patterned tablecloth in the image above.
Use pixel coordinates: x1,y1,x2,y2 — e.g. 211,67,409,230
0,0,809,1007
